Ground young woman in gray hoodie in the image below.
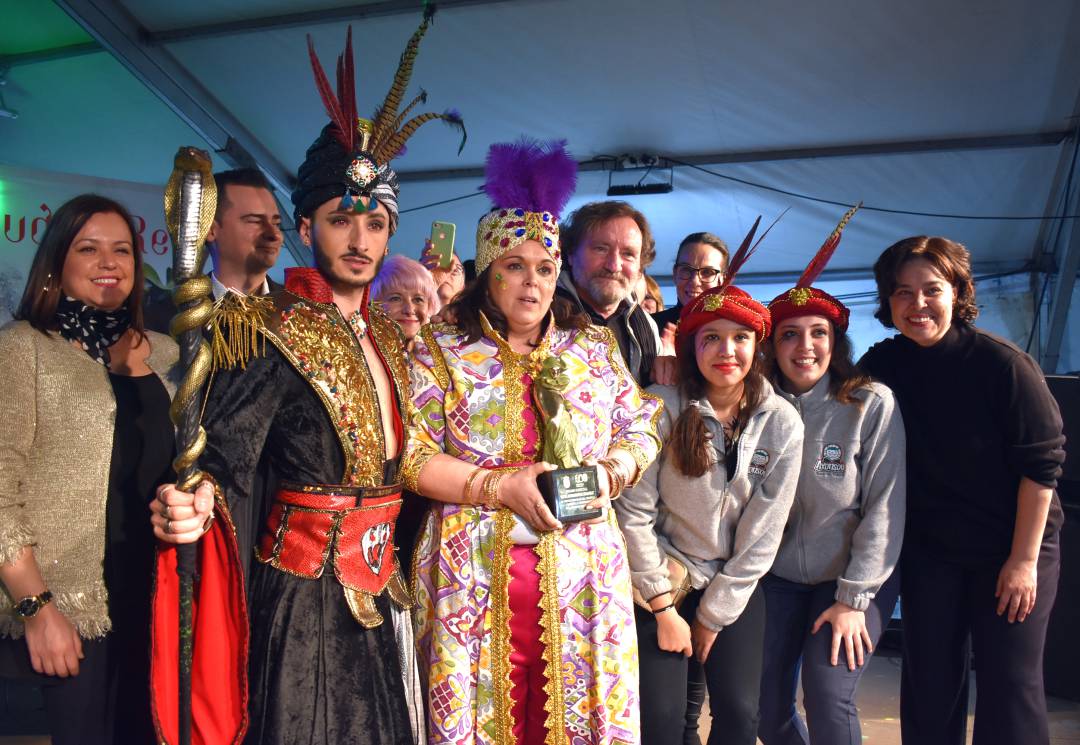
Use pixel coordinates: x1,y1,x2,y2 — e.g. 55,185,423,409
756,212,906,745
616,278,804,745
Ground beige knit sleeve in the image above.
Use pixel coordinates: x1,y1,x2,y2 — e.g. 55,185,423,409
0,324,38,566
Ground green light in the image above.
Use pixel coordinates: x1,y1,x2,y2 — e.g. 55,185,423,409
0,1,93,56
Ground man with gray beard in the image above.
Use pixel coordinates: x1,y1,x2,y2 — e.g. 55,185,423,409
556,200,661,386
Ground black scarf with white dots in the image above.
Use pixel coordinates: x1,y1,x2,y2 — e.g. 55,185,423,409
55,295,131,367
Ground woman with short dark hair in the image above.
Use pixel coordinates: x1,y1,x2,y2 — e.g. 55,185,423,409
860,235,1065,745
0,194,178,744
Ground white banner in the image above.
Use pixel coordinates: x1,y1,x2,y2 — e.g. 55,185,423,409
0,163,184,323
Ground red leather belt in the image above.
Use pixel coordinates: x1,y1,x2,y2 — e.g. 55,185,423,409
255,481,402,596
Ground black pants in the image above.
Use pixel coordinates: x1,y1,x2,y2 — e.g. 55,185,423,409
899,540,1060,745
757,572,900,745
637,584,767,745
245,563,412,745
0,634,154,745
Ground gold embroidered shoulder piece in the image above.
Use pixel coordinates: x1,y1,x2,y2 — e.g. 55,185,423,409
260,295,391,487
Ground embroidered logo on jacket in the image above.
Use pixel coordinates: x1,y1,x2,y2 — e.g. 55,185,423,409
815,443,846,476
361,522,393,575
749,448,770,477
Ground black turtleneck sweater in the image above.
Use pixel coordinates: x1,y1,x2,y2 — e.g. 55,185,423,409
859,322,1065,565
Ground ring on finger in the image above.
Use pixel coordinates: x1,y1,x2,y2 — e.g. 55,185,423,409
163,504,172,520
165,520,173,535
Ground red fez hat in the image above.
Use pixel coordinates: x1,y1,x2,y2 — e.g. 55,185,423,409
678,285,771,345
768,204,860,333
677,213,781,349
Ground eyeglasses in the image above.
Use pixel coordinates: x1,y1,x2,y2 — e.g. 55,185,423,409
674,264,723,283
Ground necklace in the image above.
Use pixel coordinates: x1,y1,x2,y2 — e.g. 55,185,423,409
721,415,740,443
346,308,368,340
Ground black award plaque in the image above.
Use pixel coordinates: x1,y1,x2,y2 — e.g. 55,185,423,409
537,465,602,523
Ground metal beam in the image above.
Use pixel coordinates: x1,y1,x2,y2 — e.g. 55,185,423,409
144,0,524,45
395,131,1072,182
0,42,103,68
1041,210,1080,373
53,0,309,266
1027,80,1080,354
651,261,1029,287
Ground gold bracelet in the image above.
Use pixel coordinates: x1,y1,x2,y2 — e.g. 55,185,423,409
481,470,507,510
605,463,626,500
604,455,630,479
600,458,628,499
462,467,486,505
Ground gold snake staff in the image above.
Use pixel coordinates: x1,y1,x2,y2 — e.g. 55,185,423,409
162,146,217,745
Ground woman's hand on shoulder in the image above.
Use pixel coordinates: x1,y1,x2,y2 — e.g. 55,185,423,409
498,462,563,532
431,305,457,325
812,601,872,670
24,604,83,677
651,323,679,386
150,481,215,543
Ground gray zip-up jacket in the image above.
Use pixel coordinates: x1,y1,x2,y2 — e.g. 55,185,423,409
616,381,803,631
770,373,906,610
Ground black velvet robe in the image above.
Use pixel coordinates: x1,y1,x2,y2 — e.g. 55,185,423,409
199,296,413,745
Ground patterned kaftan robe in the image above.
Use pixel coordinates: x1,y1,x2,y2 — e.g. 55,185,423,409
401,316,662,745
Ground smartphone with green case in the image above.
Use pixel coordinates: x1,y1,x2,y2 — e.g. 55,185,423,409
429,221,456,269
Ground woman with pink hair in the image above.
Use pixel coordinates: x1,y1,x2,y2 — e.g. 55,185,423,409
371,254,440,347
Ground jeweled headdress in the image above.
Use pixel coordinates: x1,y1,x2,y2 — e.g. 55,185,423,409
767,203,860,332
291,6,466,233
474,138,577,274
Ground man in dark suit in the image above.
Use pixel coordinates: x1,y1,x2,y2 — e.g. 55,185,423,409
145,168,284,332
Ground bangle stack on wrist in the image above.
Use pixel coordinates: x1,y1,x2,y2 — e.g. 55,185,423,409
599,457,630,500
463,467,486,505
481,470,507,510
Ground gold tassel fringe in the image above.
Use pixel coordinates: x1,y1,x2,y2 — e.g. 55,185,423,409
208,292,273,371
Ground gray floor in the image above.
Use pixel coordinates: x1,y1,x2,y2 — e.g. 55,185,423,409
696,652,1080,744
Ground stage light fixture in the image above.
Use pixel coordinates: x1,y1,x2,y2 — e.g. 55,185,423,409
607,154,673,196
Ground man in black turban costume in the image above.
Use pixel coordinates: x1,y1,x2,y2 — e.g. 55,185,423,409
148,9,465,744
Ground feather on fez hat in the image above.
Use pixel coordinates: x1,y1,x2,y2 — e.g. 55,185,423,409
291,5,466,233
474,138,578,274
676,213,784,347
767,203,860,333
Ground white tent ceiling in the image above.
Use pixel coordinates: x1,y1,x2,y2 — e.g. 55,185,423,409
2,0,1078,365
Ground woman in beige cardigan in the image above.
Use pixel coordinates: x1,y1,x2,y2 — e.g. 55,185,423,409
0,194,178,744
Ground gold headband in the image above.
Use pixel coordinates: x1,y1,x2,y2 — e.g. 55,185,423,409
474,208,561,274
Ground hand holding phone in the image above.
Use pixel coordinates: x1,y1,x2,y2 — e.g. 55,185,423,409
426,221,457,269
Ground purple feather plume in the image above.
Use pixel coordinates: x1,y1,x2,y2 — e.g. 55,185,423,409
483,138,577,216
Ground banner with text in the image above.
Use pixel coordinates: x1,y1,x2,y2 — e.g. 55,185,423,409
0,163,178,322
